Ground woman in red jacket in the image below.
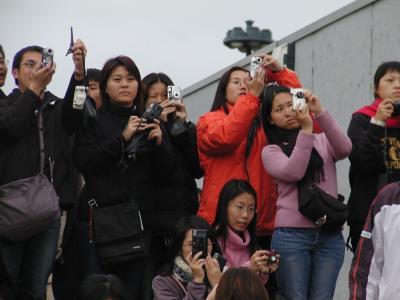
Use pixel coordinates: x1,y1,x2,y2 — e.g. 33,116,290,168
197,55,301,238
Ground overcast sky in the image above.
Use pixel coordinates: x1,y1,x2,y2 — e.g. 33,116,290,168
1,0,355,96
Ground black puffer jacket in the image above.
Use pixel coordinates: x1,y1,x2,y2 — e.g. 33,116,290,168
73,100,175,228
151,122,203,234
0,76,83,209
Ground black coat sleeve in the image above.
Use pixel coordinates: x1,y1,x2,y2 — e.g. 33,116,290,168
73,120,125,176
172,122,204,179
61,74,85,136
347,113,386,174
0,89,41,139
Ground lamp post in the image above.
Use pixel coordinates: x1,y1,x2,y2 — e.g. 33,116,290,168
223,20,273,56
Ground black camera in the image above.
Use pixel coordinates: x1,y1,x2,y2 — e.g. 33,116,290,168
125,103,164,158
192,229,208,259
392,102,400,116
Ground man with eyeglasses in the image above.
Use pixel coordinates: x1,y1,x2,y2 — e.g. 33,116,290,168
0,45,8,98
0,41,86,300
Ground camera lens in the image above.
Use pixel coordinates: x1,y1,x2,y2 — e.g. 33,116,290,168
296,91,304,98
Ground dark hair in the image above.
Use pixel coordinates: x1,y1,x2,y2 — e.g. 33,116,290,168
213,179,258,255
210,66,248,114
78,274,129,300
373,61,400,98
215,267,270,300
261,84,291,140
142,72,174,104
0,45,4,58
100,56,144,115
87,68,101,82
12,45,43,86
160,215,221,276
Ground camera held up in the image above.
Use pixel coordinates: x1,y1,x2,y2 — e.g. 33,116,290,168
167,86,187,137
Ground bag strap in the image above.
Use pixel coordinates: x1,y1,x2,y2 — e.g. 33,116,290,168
37,110,45,174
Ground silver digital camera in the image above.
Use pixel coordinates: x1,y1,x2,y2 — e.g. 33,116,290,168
167,86,181,102
42,48,54,67
290,88,306,110
250,56,263,78
72,86,87,110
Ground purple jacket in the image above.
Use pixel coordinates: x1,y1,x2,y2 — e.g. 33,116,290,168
152,275,207,300
262,110,352,228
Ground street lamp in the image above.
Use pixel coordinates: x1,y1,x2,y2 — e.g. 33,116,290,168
224,20,273,56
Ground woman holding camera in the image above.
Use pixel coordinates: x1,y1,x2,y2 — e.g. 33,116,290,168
260,85,351,300
152,216,222,300
73,56,174,298
213,179,279,283
347,61,400,252
141,72,203,299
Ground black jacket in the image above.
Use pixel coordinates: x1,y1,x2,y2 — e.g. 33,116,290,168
0,76,83,209
152,122,203,234
73,101,175,228
0,89,5,99
347,112,400,233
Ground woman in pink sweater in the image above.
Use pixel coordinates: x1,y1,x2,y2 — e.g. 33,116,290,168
212,179,279,283
261,85,351,300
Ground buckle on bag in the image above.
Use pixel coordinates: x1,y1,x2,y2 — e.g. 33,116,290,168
88,199,98,208
315,215,327,227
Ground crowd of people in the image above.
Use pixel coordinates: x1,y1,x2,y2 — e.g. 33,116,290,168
0,39,400,300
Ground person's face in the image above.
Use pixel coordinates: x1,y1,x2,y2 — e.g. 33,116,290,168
269,92,300,129
375,71,400,100
0,52,8,87
88,80,102,109
227,192,256,233
225,70,248,105
146,81,167,107
105,66,138,106
12,51,42,92
181,228,213,262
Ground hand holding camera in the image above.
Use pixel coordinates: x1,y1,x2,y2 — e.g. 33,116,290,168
247,68,265,97
143,119,162,145
186,251,206,284
375,98,395,122
260,54,283,73
204,255,222,288
28,61,56,98
303,89,324,116
122,116,143,142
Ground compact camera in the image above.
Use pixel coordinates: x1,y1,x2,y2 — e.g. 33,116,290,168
167,86,181,102
290,88,306,110
142,103,164,123
42,48,54,67
267,250,278,265
250,56,263,78
72,86,87,110
192,229,208,259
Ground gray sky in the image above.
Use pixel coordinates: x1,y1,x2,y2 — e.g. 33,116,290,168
1,0,354,96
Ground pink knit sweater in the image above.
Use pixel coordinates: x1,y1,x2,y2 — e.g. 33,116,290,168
261,110,351,229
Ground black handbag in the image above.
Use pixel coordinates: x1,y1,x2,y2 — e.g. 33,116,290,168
298,181,348,233
91,199,148,269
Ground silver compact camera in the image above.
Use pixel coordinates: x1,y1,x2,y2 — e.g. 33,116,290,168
42,48,54,67
72,86,87,110
290,88,306,110
250,56,263,78
167,86,181,101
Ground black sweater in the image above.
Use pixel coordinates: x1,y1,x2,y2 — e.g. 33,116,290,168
73,101,175,228
0,76,83,209
347,113,400,233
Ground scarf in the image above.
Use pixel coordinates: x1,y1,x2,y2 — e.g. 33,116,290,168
355,98,400,128
269,127,324,183
173,256,193,284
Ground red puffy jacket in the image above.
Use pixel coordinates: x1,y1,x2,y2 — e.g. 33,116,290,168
197,68,301,236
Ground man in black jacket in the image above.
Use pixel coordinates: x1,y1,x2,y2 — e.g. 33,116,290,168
0,41,86,299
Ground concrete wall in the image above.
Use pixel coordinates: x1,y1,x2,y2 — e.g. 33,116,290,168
182,0,400,299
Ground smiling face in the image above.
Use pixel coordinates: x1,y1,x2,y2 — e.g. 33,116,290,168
269,92,301,129
227,192,256,233
105,65,138,106
225,70,248,105
375,71,400,100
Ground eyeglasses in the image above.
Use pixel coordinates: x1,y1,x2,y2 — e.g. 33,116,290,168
0,59,9,66
21,61,39,69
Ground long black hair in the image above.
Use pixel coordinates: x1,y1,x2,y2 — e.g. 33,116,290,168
213,179,258,256
210,66,248,114
261,84,324,183
160,215,222,276
142,72,174,104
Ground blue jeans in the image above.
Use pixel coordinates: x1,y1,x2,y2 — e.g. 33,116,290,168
271,228,344,300
0,219,60,300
